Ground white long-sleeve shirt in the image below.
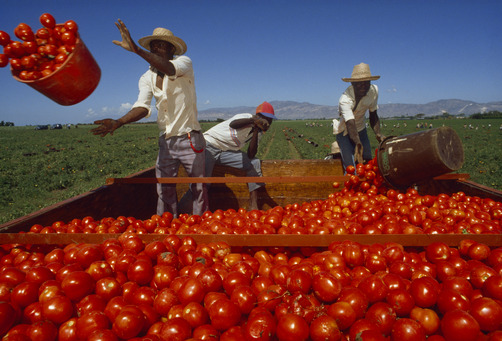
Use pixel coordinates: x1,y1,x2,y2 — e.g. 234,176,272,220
132,55,201,138
333,84,379,135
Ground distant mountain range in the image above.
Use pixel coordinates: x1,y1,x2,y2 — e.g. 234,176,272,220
198,99,502,121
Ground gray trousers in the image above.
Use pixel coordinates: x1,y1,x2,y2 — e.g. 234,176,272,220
205,144,264,192
156,131,208,217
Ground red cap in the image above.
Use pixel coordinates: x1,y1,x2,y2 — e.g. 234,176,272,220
256,101,275,119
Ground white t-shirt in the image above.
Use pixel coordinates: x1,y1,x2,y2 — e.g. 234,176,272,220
132,55,201,138
333,84,379,135
204,113,261,151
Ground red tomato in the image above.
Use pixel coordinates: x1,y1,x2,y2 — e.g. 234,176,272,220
61,271,95,301
470,264,496,289
0,53,9,68
76,245,104,269
153,288,180,316
438,289,470,316
343,243,365,268
469,297,502,332
64,20,79,33
312,271,342,303
230,285,256,314
193,324,219,341
76,311,110,340
223,271,251,296
10,281,39,308
87,329,118,341
309,315,341,341
35,27,52,40
220,325,245,341
182,301,209,328
0,30,11,46
93,277,120,301
441,276,474,299
468,243,491,261
177,277,206,305
26,320,58,341
482,274,502,300
207,298,241,331
26,266,54,284
244,308,276,341
409,276,439,308
386,288,415,317
487,248,502,268
42,295,74,324
425,242,451,263
286,269,312,294
197,267,223,293
151,264,179,290
60,31,76,46
58,317,78,341
40,13,56,28
337,286,368,319
76,294,107,316
357,274,388,304
159,317,192,340
326,301,357,330
390,318,426,341
440,309,480,341
409,307,440,335
127,259,154,285
14,23,34,42
365,302,397,336
0,267,26,288
276,313,310,341
0,301,16,335
112,305,146,339
346,165,356,174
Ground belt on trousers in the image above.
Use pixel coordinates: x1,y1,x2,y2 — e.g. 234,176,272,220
187,131,204,153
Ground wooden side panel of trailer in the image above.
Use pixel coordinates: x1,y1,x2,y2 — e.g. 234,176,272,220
0,159,343,233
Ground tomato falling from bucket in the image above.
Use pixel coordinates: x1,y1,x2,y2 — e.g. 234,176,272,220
11,35,101,106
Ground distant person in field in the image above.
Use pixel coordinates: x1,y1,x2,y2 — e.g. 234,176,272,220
332,63,384,171
91,20,207,218
181,102,275,211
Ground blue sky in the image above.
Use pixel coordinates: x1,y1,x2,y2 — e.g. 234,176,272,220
1,0,501,126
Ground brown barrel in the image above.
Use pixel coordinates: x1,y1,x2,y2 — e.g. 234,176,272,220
12,36,101,106
377,126,464,189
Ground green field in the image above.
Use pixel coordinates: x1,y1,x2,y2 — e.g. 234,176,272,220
1,118,501,224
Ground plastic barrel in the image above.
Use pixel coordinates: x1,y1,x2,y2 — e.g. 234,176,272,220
12,36,101,106
376,126,464,189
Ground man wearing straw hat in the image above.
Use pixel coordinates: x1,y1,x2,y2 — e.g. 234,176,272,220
332,62,384,171
92,20,208,217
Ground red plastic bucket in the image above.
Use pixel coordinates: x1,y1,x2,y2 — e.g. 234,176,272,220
12,36,101,106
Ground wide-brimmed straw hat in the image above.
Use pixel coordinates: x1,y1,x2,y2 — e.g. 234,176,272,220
138,27,187,55
342,63,380,82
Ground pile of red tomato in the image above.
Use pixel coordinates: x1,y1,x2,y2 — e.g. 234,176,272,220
2,155,502,339
0,13,79,80
27,156,502,236
1,234,501,340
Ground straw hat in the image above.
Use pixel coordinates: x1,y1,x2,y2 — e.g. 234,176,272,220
342,63,380,82
138,27,187,55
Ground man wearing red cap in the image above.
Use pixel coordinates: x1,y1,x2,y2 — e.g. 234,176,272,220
188,101,275,211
